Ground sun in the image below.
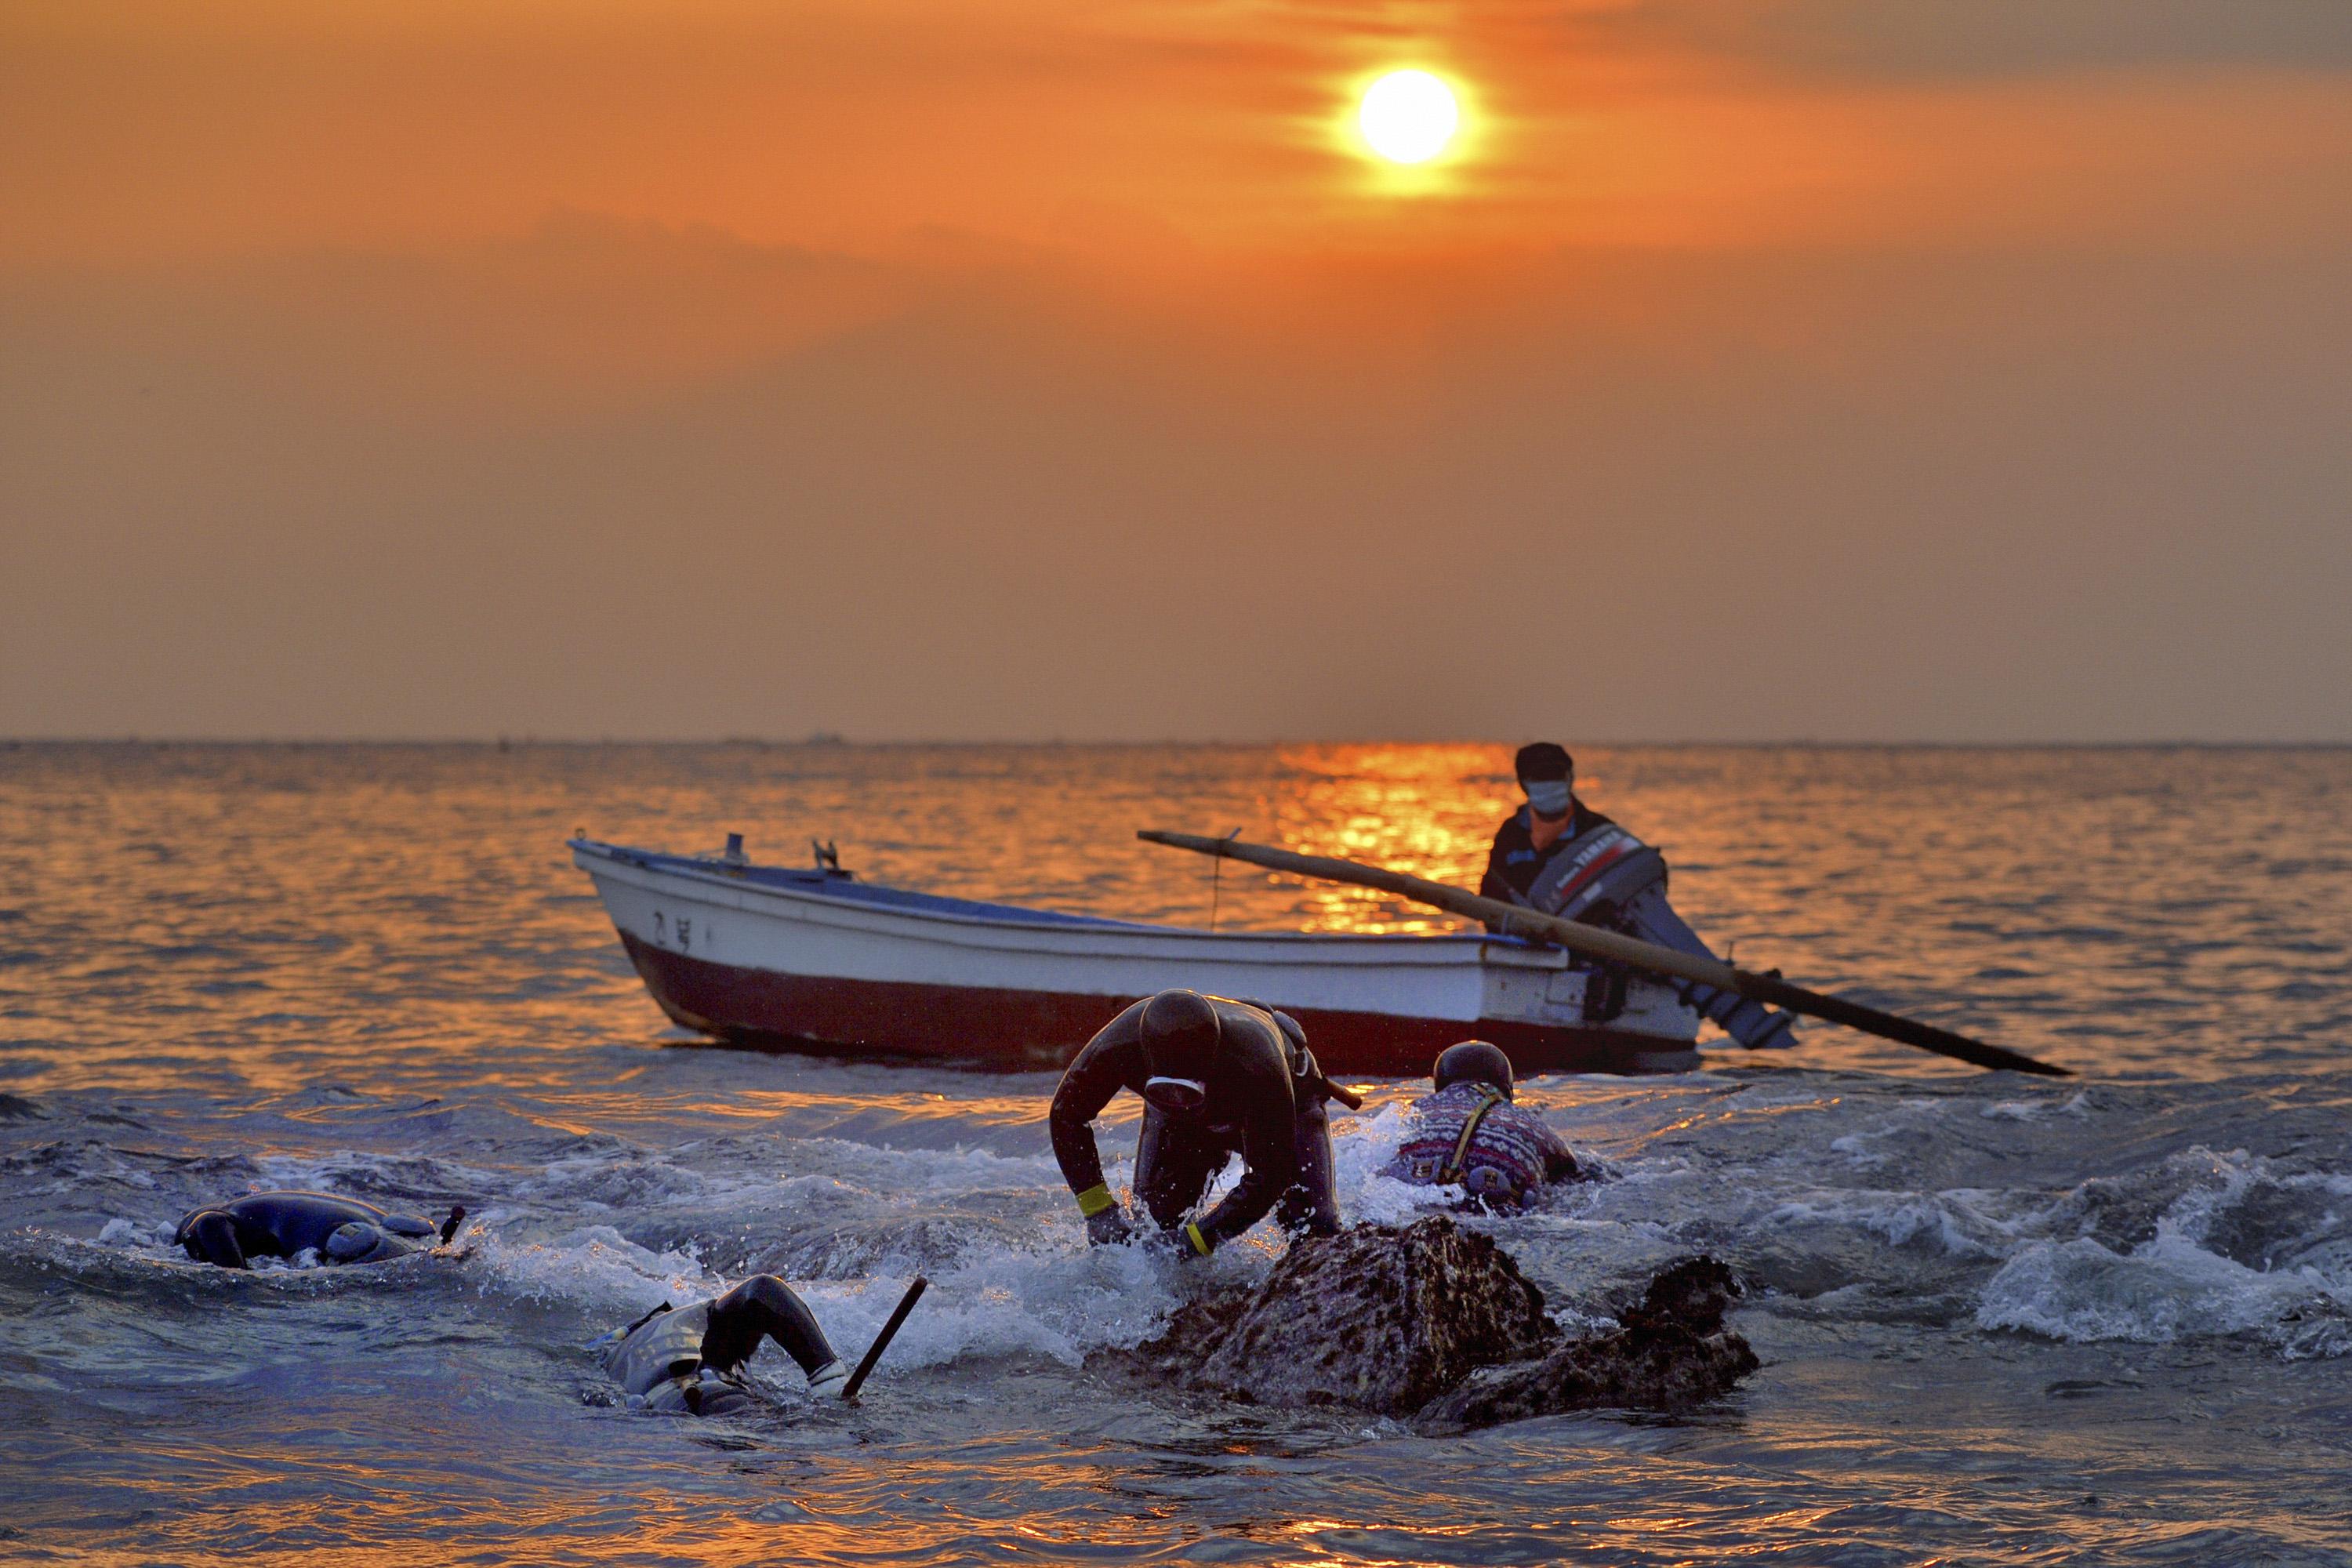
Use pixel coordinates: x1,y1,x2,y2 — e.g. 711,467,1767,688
1358,71,1459,165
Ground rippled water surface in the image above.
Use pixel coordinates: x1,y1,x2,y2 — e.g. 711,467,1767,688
3,742,2350,1565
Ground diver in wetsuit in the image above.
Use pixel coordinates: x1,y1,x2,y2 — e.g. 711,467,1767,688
1385,1041,1581,1212
1052,989,1342,1257
593,1276,849,1416
1481,742,1798,1051
174,1190,464,1269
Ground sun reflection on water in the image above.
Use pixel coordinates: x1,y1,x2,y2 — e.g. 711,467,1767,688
1267,742,1515,935
4,740,2348,1091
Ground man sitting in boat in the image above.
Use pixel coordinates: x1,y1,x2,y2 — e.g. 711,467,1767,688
591,1276,851,1417
1483,742,1798,1051
1052,989,1342,1256
175,1190,463,1269
1384,1042,1580,1211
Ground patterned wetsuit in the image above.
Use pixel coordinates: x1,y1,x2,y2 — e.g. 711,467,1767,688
1385,1082,1580,1210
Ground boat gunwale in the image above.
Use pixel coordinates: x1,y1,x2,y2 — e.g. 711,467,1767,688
569,837,1563,965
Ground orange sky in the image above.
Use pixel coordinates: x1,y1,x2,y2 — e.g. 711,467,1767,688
4,1,2349,739
10,0,2350,264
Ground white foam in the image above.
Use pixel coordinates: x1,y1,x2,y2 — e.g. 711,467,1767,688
1852,1189,2016,1259
454,1116,1483,1373
1828,1131,1898,1171
473,1221,722,1311
1330,1102,1446,1226
1976,1232,2352,1356
466,1200,1232,1369
1975,1147,2352,1356
797,1241,1200,1370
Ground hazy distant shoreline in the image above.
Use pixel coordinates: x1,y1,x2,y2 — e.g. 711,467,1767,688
5,737,2348,751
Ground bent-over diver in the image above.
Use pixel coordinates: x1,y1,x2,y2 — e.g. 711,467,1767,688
1053,988,1343,1257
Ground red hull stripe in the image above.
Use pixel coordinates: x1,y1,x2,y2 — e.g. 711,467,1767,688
618,933,1700,1077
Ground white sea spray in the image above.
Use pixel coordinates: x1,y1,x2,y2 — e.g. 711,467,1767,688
1976,1148,2352,1356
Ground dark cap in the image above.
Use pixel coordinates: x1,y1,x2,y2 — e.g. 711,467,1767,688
1433,1040,1515,1098
1514,742,1573,783
1139,989,1220,1080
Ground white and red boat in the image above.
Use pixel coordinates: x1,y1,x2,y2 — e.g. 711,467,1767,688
571,836,1702,1076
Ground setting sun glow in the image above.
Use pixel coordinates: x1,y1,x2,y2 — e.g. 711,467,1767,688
1358,70,1459,164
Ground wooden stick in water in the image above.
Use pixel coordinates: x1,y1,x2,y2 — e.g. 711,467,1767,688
840,1276,927,1401
1136,829,2068,1077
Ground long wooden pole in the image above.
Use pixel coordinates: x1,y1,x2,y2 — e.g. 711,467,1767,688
1138,829,2068,1077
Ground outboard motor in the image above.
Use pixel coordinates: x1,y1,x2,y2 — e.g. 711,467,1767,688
1514,823,1796,1051
1521,823,1669,928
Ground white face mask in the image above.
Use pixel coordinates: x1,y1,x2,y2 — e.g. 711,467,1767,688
1525,779,1571,818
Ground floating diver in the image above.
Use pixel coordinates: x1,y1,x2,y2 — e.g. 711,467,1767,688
1483,742,1798,1051
1385,1041,1581,1211
593,1276,851,1416
1054,989,1348,1256
174,1190,466,1269
592,1275,927,1416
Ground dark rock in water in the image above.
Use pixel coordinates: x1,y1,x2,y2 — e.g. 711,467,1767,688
1416,1257,1759,1431
1121,1222,1757,1429
1620,1254,1741,1334
1133,1217,1552,1414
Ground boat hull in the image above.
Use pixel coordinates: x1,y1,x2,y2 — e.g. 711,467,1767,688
575,839,1703,1076
619,934,1701,1075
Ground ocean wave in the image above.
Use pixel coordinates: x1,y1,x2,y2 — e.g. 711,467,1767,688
1976,1148,2352,1356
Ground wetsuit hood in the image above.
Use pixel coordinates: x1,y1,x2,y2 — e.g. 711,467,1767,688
1139,989,1220,1085
1433,1040,1514,1099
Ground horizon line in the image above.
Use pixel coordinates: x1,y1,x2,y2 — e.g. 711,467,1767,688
5,735,2349,751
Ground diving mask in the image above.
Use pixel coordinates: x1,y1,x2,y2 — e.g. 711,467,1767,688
1141,1076,1208,1116
323,1221,413,1263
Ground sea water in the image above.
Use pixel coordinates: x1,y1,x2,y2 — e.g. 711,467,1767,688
2,741,2348,1566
